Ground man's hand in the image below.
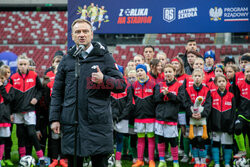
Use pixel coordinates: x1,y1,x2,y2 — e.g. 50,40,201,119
36,131,42,140
51,121,60,134
163,87,169,95
192,113,201,120
30,98,38,105
91,66,104,84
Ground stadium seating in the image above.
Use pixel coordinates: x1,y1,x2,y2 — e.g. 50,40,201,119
0,45,67,76
113,44,249,67
0,11,67,44
156,33,216,44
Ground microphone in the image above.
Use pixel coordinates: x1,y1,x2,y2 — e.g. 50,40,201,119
73,45,85,58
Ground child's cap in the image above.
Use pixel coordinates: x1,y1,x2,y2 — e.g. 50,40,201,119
136,64,147,74
117,65,124,75
214,64,224,72
224,56,235,66
204,50,215,61
241,55,250,62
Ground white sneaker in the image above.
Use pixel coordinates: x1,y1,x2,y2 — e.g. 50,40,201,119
115,160,122,167
214,164,220,167
178,149,184,156
132,158,137,164
225,165,230,167
180,155,189,163
144,157,149,164
165,152,171,159
166,156,173,161
233,151,247,158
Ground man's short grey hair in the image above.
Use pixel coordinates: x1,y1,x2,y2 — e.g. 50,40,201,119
71,19,93,31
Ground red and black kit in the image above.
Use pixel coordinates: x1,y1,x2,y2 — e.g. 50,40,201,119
210,89,236,133
10,70,42,113
128,78,156,122
236,79,250,120
185,84,212,122
154,79,184,123
111,79,131,121
0,82,14,123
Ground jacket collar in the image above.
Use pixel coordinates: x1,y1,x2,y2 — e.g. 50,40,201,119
18,69,29,76
217,89,227,97
193,83,203,92
246,78,250,84
166,79,176,86
68,42,109,58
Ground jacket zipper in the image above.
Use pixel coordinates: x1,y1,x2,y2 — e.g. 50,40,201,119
23,77,25,92
221,95,223,112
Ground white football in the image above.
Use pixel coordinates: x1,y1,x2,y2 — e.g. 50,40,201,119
19,155,36,167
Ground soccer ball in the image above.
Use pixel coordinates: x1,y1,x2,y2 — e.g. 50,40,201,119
108,154,115,167
233,157,248,167
19,155,36,167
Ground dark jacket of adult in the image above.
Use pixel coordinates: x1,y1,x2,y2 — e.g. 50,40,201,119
0,61,3,67
49,42,126,157
185,65,193,75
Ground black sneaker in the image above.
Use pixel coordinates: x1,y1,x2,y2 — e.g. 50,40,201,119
39,159,46,167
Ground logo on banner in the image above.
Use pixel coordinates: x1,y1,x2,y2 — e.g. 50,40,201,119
163,8,176,23
209,7,223,21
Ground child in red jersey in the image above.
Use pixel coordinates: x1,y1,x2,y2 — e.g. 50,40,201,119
185,69,212,167
234,64,250,159
0,65,14,166
0,67,14,166
148,58,164,83
207,64,231,93
130,64,156,167
210,74,236,167
235,54,250,85
171,57,190,163
10,55,45,165
154,64,184,167
204,50,216,83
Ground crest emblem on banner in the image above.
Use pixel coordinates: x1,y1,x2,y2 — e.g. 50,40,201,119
209,7,223,21
163,8,176,23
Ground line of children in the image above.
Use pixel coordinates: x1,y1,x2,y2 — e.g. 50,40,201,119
109,53,249,167
0,51,249,167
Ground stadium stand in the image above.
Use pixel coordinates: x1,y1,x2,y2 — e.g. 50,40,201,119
0,45,67,76
0,11,67,44
156,33,216,44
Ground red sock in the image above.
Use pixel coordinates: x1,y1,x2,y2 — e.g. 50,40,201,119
158,143,165,158
148,137,155,161
137,137,145,161
19,147,26,157
36,150,44,158
171,146,179,161
0,144,4,160
115,151,122,160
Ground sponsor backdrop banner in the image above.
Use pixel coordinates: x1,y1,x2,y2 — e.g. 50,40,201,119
68,0,249,45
